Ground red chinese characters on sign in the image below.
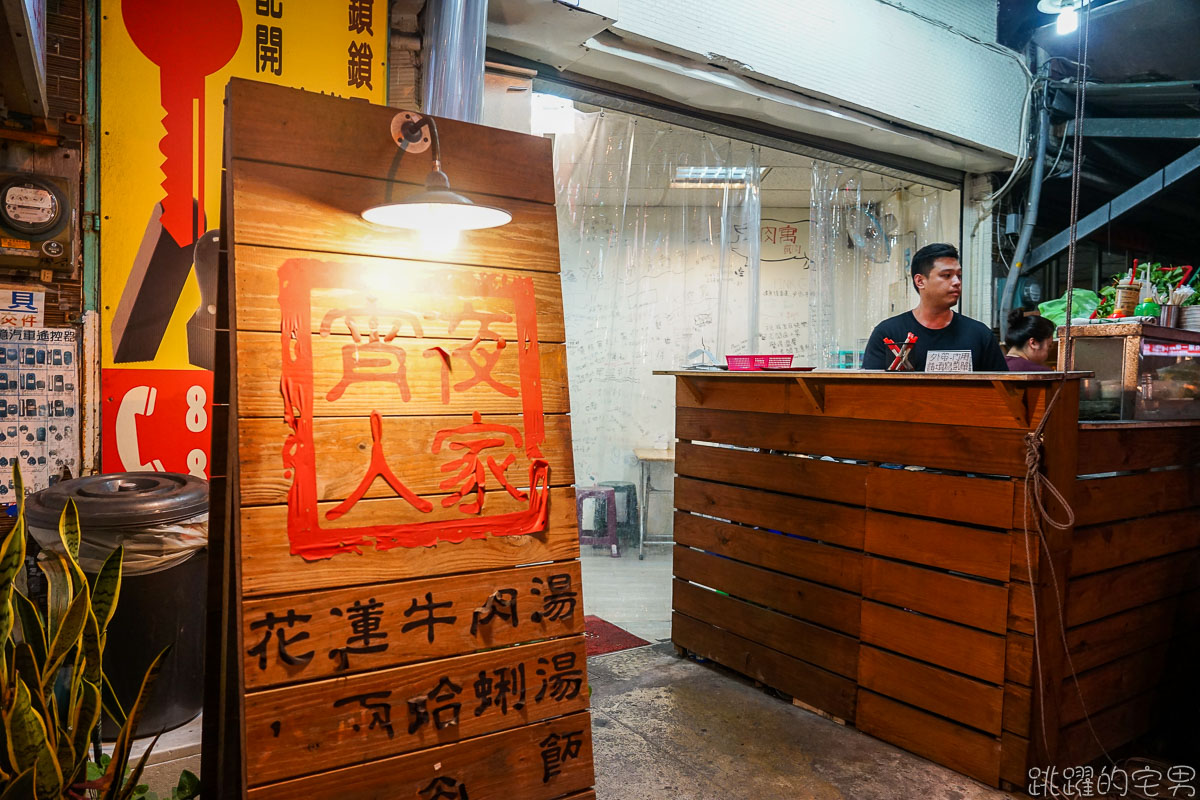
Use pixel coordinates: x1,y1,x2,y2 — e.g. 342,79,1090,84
278,259,550,560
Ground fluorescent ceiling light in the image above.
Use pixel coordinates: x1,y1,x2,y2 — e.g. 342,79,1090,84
669,166,765,189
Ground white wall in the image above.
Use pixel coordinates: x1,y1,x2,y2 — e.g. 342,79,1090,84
609,0,1026,157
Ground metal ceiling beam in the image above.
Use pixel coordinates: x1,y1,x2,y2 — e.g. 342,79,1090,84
1026,142,1200,270
1066,118,1200,138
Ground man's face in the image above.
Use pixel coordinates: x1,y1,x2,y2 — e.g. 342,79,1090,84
915,257,962,308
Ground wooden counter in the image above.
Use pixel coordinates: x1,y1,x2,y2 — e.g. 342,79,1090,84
657,370,1200,790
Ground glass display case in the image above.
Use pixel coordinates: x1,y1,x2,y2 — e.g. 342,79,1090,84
1058,322,1200,421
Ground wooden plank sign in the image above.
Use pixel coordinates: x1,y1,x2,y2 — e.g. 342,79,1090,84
206,79,592,799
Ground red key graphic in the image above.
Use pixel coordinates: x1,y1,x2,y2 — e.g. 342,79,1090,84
122,0,242,247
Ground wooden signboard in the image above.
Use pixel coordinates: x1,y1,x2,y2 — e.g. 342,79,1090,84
204,78,593,800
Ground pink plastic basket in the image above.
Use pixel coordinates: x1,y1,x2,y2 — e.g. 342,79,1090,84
725,354,793,371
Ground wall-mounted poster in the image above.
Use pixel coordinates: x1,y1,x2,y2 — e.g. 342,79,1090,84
0,327,79,499
99,0,386,478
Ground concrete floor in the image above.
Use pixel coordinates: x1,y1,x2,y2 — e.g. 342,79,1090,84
589,642,1019,800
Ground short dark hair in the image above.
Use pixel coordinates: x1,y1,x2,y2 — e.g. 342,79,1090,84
910,243,960,291
1004,309,1056,349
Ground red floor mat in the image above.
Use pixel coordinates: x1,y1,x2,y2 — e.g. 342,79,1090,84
584,615,651,657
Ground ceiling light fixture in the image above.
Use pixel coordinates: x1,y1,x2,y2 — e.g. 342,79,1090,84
1036,0,1088,36
668,166,766,189
362,112,512,249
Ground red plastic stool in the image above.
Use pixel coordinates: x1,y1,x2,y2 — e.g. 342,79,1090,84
576,485,620,557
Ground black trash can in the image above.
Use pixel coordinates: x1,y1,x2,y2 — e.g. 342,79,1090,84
25,472,208,738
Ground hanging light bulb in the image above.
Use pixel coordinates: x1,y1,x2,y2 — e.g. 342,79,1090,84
1056,4,1078,35
362,113,512,244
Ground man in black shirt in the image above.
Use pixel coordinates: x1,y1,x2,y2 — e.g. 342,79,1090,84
861,243,1008,372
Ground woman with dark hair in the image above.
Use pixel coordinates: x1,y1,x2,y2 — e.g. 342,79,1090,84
1004,309,1057,371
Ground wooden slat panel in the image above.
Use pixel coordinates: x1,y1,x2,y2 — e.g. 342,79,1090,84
242,562,583,688
1006,633,1033,687
673,513,861,592
672,612,856,722
1008,583,1034,636
1067,551,1200,627
247,711,594,800
1077,424,1200,474
1058,691,1154,767
238,414,574,505
241,488,579,596
1074,467,1200,526
674,441,867,507
673,477,864,549
856,690,1001,787
1009,530,1039,585
797,381,1048,431
234,245,566,340
862,557,1008,633
1070,509,1200,577
674,376,1047,430
232,159,560,272
858,645,1003,734
864,512,1012,582
673,579,858,678
227,79,555,205
1059,643,1169,726
675,407,1027,476
1000,732,1030,787
859,601,1005,685
674,546,860,636
235,331,570,417
245,637,589,785
674,377,788,415
866,469,1016,530
1002,683,1031,736
1067,590,1200,672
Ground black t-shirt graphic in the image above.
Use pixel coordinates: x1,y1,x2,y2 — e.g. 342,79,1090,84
861,311,1008,372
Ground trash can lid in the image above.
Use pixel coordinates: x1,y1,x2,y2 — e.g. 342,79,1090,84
25,472,209,530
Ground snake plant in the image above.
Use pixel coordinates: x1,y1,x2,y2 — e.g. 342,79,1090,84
0,465,171,799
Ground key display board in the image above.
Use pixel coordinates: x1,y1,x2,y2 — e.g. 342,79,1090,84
206,78,593,800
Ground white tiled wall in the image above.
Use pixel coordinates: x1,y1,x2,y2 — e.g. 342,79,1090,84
611,0,1025,156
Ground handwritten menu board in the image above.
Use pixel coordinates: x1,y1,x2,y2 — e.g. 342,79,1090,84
207,79,593,800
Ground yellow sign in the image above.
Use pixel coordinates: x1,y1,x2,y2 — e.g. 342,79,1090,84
99,0,385,474
1,239,31,249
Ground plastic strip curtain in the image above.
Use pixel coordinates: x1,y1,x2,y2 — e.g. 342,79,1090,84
810,163,948,367
553,107,760,485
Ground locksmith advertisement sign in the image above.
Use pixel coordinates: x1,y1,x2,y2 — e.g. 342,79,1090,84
99,0,385,477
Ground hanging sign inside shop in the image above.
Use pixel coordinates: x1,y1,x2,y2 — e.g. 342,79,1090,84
208,80,592,799
98,0,386,477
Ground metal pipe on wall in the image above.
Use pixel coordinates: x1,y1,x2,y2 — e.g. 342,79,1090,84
422,0,488,122
999,90,1050,340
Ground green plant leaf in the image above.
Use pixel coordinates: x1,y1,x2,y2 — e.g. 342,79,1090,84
11,589,46,670
81,606,103,686
0,516,25,593
174,768,201,800
58,499,81,563
90,545,124,635
13,463,25,519
101,646,171,800
42,589,90,692
70,679,102,779
0,767,34,800
117,730,163,800
3,676,63,800
38,553,72,643
100,671,127,730
11,644,44,732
